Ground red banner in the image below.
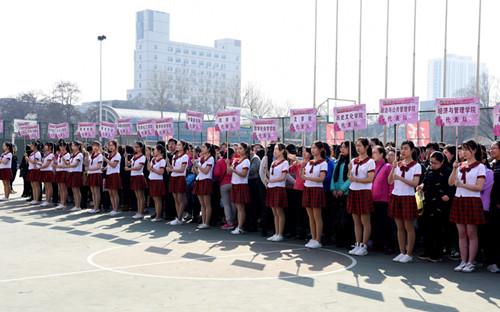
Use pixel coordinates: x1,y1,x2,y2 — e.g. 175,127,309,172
207,127,220,146
326,123,344,145
406,121,430,146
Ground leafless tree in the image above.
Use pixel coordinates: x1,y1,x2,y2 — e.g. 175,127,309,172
172,65,194,123
146,68,174,117
241,82,273,118
50,81,81,123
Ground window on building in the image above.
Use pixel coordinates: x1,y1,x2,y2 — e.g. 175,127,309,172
207,62,211,67
168,47,173,52
222,54,226,59
191,60,196,65
184,59,188,64
154,55,157,60
191,69,196,74
167,66,173,71
207,71,211,77
236,66,239,70
154,65,157,70
192,50,196,55
221,64,226,69
168,57,173,62
199,61,204,66
139,83,142,88
176,67,181,73
214,63,219,68
236,56,240,61
139,64,142,69
139,44,142,50
184,49,189,54
214,53,219,58
139,54,142,60
200,51,204,56
154,44,158,50
168,75,172,80
207,52,211,57
221,73,226,78
176,58,181,63
176,48,181,53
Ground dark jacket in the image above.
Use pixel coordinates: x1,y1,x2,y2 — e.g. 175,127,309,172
490,161,500,213
19,154,29,178
422,165,455,216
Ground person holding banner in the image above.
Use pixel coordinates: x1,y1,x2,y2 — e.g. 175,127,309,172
0,142,14,201
65,142,84,211
53,141,71,210
103,140,122,217
301,141,328,249
227,143,252,235
192,142,216,229
388,141,422,264
167,140,189,225
38,142,55,207
147,145,167,222
25,140,43,205
347,138,375,256
264,143,289,242
86,142,103,214
125,142,148,220
448,140,486,273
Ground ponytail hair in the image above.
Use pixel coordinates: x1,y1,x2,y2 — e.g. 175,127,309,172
203,142,216,159
179,139,189,153
32,140,43,152
109,140,118,151
45,141,54,152
136,141,146,155
4,142,13,154
71,141,82,153
462,140,482,162
356,137,372,157
156,144,166,159
240,142,251,159
312,141,326,159
276,143,288,160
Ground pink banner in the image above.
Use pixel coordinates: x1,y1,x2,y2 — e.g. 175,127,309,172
435,97,479,127
117,118,133,135
406,121,430,146
185,110,204,133
326,123,344,145
55,123,69,139
253,119,278,141
17,121,30,136
27,124,40,140
0,120,3,134
290,108,316,132
77,122,96,139
137,119,156,138
155,118,174,137
215,110,240,132
207,127,220,146
334,104,367,131
99,121,116,140
494,105,500,136
379,97,419,125
48,123,57,139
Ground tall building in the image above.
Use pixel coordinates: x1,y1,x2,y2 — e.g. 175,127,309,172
127,10,241,109
427,54,487,100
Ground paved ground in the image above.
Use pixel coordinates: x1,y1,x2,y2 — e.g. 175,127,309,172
0,178,499,312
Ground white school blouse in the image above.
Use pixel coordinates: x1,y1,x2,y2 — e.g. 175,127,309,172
0,152,12,169
195,156,214,181
106,152,121,175
392,161,422,196
88,153,103,174
304,160,328,188
349,157,376,191
231,158,250,185
69,153,83,173
455,162,485,198
267,159,289,188
57,153,70,172
149,158,166,180
28,152,41,170
130,155,146,177
171,154,189,177
40,152,54,172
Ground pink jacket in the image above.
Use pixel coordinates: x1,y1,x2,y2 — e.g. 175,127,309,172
371,159,394,203
214,157,232,186
289,162,305,191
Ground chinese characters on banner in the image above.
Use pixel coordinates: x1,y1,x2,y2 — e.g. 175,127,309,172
0,120,3,134
55,123,69,139
406,121,430,146
379,97,419,125
185,110,204,133
253,119,278,141
137,119,156,138
48,124,57,139
99,121,116,140
326,123,344,145
155,118,174,137
116,118,133,135
494,105,500,136
27,124,40,140
333,104,367,131
215,110,240,132
207,127,220,145
435,97,479,127
17,121,30,136
77,122,96,139
290,108,316,132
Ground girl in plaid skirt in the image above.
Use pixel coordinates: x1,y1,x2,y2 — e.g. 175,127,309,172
264,143,289,242
103,140,122,217
66,142,84,211
0,142,14,201
226,142,251,235
53,141,71,210
448,140,485,273
167,139,189,225
301,141,328,249
125,142,147,219
147,145,167,222
388,140,421,264
347,138,375,256
86,142,103,214
25,140,43,205
38,142,55,207
192,142,216,229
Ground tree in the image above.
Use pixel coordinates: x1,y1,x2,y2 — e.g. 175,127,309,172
146,68,174,117
50,81,82,123
240,82,273,118
172,65,194,123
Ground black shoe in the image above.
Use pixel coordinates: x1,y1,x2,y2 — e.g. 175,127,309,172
449,251,461,261
26,198,33,202
429,257,443,263
418,254,431,261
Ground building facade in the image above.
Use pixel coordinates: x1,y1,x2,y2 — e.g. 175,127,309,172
126,10,241,109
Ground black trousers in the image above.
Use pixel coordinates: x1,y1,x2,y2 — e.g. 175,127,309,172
479,210,500,265
420,211,446,258
292,189,308,238
322,190,335,242
332,195,354,248
246,178,262,231
371,201,397,251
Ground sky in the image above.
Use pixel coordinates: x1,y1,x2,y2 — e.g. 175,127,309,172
1,0,499,113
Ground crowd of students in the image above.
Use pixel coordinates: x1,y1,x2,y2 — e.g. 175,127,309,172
1,137,499,274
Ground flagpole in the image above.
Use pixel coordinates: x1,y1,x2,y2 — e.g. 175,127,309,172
334,0,339,143
441,0,448,143
312,0,318,142
412,0,419,144
383,0,389,144
357,0,362,138
475,0,482,142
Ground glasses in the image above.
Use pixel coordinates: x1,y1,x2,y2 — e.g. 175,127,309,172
490,147,499,151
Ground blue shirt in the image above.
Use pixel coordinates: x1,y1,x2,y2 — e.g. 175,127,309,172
323,158,335,192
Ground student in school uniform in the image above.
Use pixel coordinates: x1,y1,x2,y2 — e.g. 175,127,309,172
0,142,14,201
347,138,375,256
148,144,167,222
388,140,421,264
167,139,189,225
103,140,122,217
448,140,486,273
264,143,289,242
65,142,84,212
125,142,148,219
38,142,55,207
301,141,328,249
25,140,43,205
86,141,103,214
192,142,216,229
226,142,252,235
53,141,71,210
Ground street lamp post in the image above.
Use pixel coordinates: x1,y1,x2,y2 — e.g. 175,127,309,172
98,35,106,128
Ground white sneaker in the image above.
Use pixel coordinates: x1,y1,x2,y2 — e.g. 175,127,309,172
55,204,65,210
305,239,317,248
108,211,120,217
271,235,283,242
487,264,500,273
170,218,179,225
267,234,278,241
462,262,475,273
309,241,322,249
40,202,50,207
354,243,368,256
132,213,144,219
454,261,467,272
69,207,81,212
399,254,413,263
88,209,100,214
349,243,360,255
151,218,163,222
0,197,9,201
393,253,405,262
29,200,37,205
231,228,244,235
197,224,210,229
